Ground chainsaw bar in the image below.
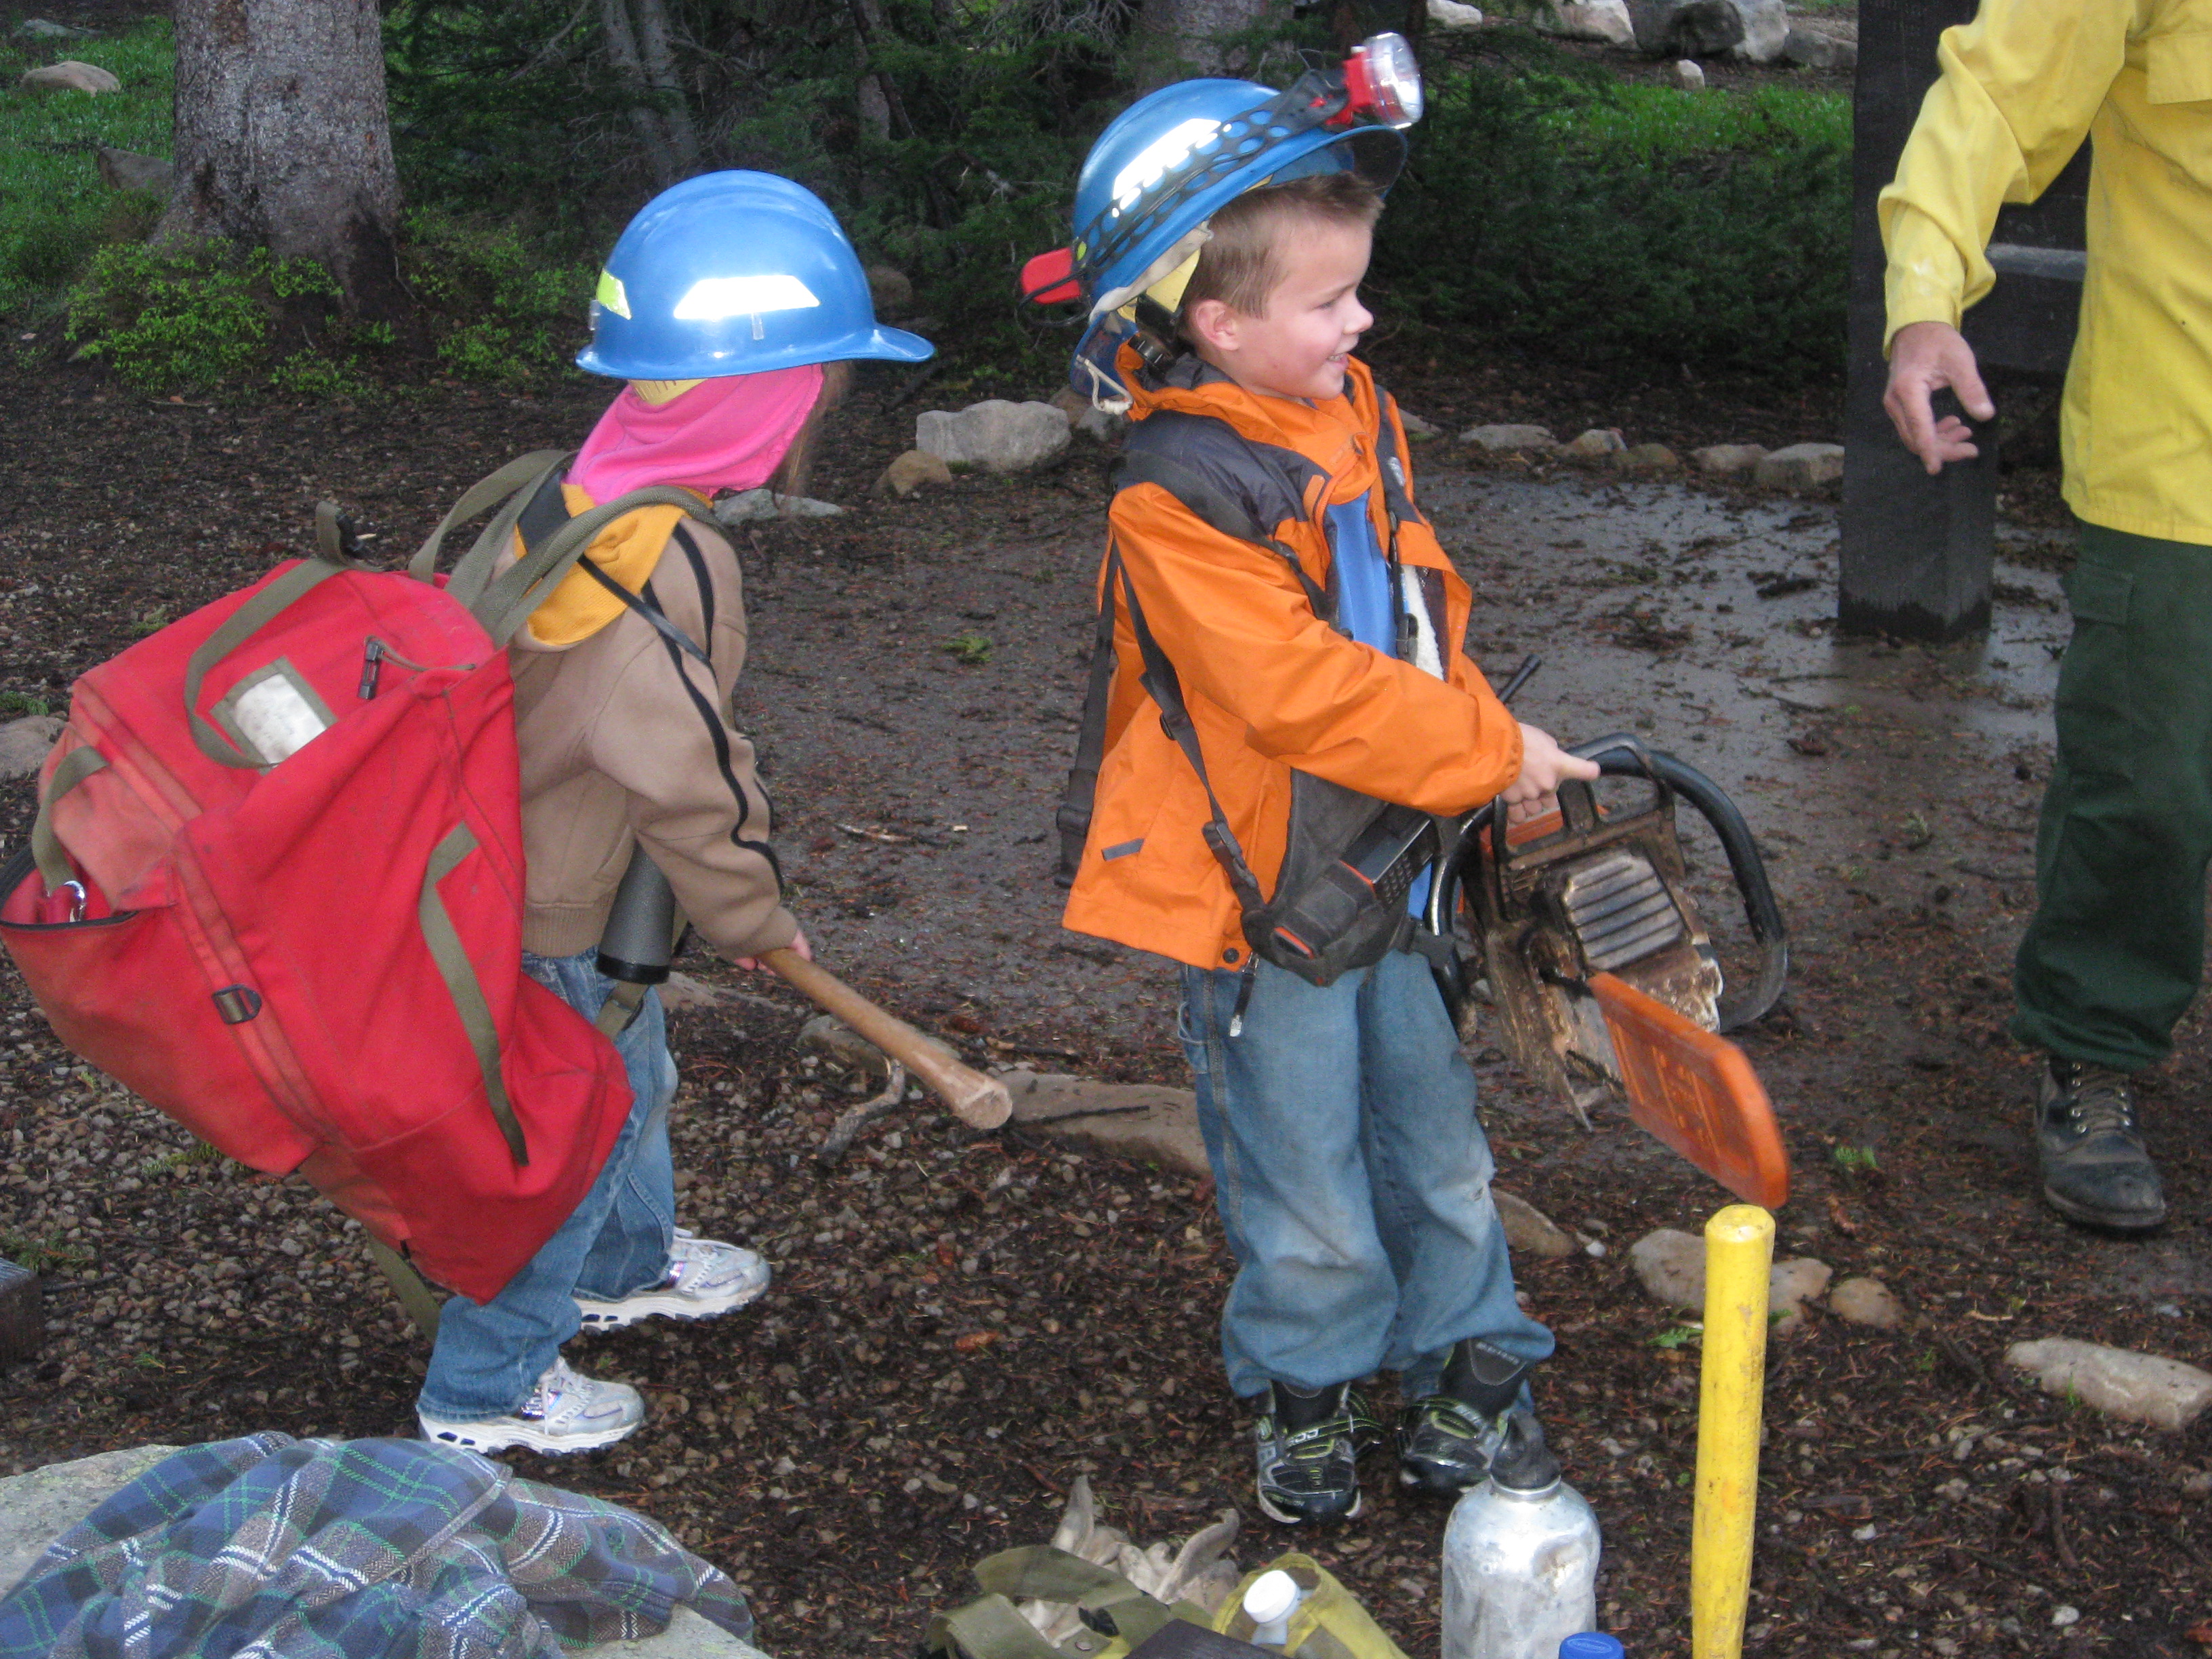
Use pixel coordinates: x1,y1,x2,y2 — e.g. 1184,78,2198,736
1590,970,1790,1208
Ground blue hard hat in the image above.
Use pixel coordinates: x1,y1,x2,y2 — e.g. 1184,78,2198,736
1067,75,1406,398
578,170,933,380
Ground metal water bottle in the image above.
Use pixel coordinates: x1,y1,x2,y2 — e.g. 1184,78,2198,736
1439,1415,1601,1659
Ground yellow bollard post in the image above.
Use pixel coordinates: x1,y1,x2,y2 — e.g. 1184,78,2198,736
1692,1204,1774,1659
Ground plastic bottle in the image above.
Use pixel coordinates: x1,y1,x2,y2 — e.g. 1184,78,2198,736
1557,1637,1624,1659
1439,1415,1601,1659
1242,1569,1305,1651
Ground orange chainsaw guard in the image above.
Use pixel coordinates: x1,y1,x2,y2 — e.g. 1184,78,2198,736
1591,970,1790,1208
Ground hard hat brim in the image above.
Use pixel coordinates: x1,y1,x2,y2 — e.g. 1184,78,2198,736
576,321,935,380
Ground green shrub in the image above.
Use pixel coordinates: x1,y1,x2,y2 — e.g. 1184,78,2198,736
403,209,593,381
66,242,275,391
1375,41,1850,385
0,19,176,312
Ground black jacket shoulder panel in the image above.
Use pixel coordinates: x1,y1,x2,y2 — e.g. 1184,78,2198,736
1119,410,1322,540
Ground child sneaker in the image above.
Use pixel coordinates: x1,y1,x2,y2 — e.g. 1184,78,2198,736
417,1356,642,1454
575,1229,770,1331
1253,1380,1380,1525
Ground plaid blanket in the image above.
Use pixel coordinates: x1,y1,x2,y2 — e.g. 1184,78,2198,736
0,1432,756,1658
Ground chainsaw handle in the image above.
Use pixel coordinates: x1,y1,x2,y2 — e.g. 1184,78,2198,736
1572,736,1790,1031
1426,736,1790,1032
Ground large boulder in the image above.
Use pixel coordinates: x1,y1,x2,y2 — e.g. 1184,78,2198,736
1428,0,1486,28
915,400,1071,473
1783,25,1857,68
1733,0,1789,62
1545,0,1636,46
1626,0,1742,54
0,715,61,782
96,146,171,195
20,59,120,93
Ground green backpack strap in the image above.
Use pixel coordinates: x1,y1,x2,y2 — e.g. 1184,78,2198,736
925,1597,1113,1659
973,1547,1206,1647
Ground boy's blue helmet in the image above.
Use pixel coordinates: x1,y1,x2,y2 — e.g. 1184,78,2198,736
579,171,934,380
1044,36,1420,402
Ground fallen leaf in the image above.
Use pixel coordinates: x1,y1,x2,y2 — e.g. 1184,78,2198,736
1826,1194,1858,1235
2184,1621,2212,1648
954,1330,998,1352
935,1240,957,1269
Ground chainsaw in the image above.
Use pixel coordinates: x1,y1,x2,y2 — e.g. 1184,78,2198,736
1420,679,1795,1206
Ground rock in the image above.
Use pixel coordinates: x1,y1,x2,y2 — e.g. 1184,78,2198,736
1564,427,1628,459
714,489,844,524
1000,1068,1206,1179
1731,0,1790,64
1755,441,1845,491
1767,1258,1832,1334
1428,0,1486,28
0,1258,38,1364
1783,25,1856,69
1629,1228,1704,1311
1628,1227,1831,1331
0,716,61,782
1626,0,1744,56
96,146,171,195
1828,1275,1906,1330
865,264,914,316
1672,59,1706,89
1611,442,1679,473
1545,0,1636,46
876,448,954,497
14,18,91,39
915,400,1071,473
1496,1191,1578,1258
798,1014,893,1088
1691,442,1767,476
1461,423,1559,453
1397,409,1442,437
0,1445,182,1593
2006,1338,2212,1432
20,60,119,94
1052,390,1127,443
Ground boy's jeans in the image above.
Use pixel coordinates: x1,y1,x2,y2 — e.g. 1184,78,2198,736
416,949,678,1422
1179,949,1553,1404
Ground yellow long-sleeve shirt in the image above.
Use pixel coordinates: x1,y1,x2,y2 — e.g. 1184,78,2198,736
1880,0,2212,545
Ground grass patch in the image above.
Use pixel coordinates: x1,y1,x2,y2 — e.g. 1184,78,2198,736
0,19,174,314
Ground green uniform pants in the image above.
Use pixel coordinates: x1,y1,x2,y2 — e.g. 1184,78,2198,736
2013,522,2212,1070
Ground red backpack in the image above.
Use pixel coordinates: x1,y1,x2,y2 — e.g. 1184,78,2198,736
0,454,717,1304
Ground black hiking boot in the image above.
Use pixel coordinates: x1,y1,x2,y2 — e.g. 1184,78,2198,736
1398,1338,1533,1497
1252,1380,1378,1525
2037,1056,2167,1231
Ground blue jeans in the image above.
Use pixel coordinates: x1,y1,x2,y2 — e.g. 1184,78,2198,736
416,950,678,1421
1179,949,1554,1404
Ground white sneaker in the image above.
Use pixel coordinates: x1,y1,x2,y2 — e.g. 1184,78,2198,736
417,1356,644,1454
575,1229,770,1332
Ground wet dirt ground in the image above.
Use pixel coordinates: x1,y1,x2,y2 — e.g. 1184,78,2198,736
1,361,2207,1657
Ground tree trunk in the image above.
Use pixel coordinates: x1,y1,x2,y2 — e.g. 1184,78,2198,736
1128,0,1282,81
626,0,701,178
160,0,402,319
600,0,679,188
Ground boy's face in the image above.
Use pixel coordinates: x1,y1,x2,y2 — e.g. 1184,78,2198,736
1188,218,1374,403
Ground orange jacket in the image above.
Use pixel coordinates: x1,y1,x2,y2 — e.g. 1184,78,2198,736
1061,354,1523,970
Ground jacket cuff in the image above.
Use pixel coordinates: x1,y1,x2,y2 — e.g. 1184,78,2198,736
725,905,800,961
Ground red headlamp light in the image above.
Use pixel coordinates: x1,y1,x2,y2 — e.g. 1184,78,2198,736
1342,31,1422,129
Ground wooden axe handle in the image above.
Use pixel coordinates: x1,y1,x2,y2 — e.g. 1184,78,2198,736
762,948,1012,1130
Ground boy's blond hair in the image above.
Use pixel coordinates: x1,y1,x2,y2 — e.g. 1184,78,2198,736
1179,171,1383,323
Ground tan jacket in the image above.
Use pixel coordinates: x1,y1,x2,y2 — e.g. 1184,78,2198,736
508,514,797,962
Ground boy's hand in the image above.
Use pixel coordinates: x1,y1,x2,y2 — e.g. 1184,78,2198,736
1500,723,1600,823
735,928,811,972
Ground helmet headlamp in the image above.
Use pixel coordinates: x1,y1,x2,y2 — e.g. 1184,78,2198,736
1341,32,1422,129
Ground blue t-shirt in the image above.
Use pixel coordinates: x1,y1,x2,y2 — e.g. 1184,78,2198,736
1324,499,1432,915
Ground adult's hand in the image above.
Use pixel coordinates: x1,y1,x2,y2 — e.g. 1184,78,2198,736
1884,321,1996,474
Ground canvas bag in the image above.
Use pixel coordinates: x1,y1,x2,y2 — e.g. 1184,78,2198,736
0,453,718,1303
